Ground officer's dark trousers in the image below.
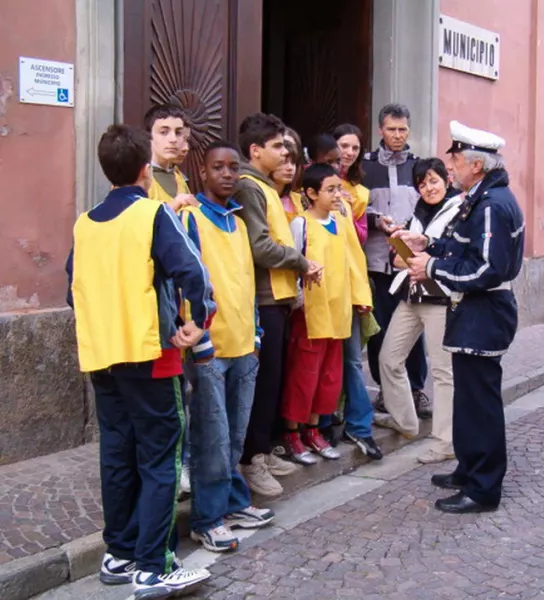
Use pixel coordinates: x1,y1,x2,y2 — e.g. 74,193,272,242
451,353,506,506
367,272,427,390
91,370,184,574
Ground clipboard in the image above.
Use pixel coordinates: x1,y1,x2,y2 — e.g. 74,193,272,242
388,237,447,297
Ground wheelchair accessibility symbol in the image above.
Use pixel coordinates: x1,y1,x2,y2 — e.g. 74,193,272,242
57,88,69,103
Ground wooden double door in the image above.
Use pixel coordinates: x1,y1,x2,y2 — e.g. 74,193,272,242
123,0,372,188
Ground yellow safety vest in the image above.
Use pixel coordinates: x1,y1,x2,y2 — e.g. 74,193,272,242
72,199,162,372
334,198,373,308
241,174,298,301
341,180,370,221
181,207,256,358
148,168,190,204
283,191,305,223
302,214,352,340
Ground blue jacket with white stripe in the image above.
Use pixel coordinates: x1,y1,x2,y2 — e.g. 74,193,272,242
66,186,216,377
426,169,525,356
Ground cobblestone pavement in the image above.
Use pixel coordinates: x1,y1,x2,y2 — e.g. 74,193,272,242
0,445,102,565
0,323,543,570
187,406,544,600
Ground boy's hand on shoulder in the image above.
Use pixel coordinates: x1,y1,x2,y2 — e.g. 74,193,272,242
168,193,199,212
169,321,205,349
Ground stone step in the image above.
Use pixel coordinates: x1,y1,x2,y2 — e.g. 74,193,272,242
174,421,432,537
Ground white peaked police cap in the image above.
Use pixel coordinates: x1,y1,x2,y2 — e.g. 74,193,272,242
446,120,506,154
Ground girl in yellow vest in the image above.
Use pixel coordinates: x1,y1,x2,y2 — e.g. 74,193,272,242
271,139,305,223
333,124,370,245
282,164,362,464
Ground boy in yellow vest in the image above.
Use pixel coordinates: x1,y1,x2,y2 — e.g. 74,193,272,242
173,118,192,201
66,124,215,599
171,115,193,496
180,141,274,552
233,113,323,496
143,104,197,211
311,136,382,460
282,164,362,462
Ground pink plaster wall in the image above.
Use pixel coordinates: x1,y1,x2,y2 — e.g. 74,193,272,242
0,0,76,312
439,0,543,257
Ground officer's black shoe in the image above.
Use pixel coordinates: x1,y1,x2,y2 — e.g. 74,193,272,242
431,473,464,490
435,492,499,514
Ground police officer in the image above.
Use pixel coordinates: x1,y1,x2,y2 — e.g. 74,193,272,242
396,121,525,513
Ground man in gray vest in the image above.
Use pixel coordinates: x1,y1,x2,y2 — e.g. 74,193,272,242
363,103,430,419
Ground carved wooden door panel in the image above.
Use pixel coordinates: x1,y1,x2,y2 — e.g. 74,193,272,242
284,30,339,144
264,0,372,148
124,0,229,190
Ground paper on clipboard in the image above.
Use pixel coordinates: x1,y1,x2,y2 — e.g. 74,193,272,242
387,237,447,298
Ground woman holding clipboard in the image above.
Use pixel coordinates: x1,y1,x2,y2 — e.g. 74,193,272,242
374,158,462,464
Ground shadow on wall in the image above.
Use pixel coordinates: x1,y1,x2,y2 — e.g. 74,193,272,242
0,73,13,137
514,257,544,328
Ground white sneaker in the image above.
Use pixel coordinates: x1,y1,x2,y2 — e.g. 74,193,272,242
240,454,283,496
225,505,275,529
373,413,417,439
99,553,135,585
133,566,210,599
180,464,191,494
265,452,298,476
417,447,456,464
190,525,239,552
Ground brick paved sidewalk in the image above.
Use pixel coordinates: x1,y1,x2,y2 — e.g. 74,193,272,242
0,323,543,569
188,404,544,600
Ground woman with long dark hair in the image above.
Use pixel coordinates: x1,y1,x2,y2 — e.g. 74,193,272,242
333,124,369,244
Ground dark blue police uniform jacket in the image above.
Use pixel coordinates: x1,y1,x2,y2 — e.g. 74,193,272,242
425,169,525,356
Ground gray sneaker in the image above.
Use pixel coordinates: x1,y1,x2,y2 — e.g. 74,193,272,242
265,452,298,476
240,454,284,496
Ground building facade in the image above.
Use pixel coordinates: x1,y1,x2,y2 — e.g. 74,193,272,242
0,0,542,463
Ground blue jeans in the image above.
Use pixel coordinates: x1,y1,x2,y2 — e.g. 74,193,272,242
342,310,374,438
184,353,259,532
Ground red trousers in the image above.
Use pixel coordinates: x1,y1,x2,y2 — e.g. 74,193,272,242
282,309,343,423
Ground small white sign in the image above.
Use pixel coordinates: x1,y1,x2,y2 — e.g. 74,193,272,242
439,15,500,81
19,57,74,107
